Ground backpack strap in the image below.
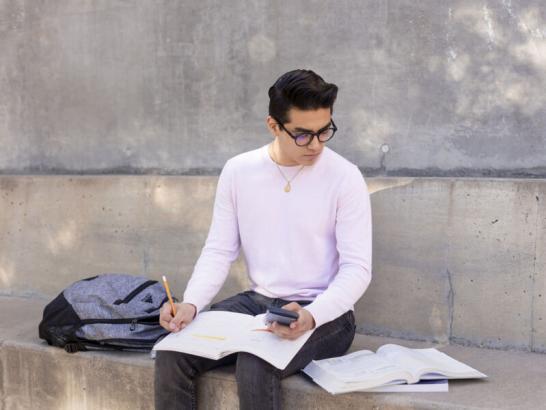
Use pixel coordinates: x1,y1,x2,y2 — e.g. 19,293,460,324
64,342,87,353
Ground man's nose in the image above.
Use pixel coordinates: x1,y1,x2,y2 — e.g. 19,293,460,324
308,135,322,150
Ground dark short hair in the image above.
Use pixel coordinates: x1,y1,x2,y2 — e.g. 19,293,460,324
268,69,338,124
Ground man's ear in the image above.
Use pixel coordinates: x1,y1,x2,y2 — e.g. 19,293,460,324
266,116,281,136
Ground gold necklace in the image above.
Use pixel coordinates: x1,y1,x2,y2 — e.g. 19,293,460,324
270,143,305,192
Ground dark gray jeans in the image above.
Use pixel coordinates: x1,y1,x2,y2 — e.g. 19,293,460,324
154,290,356,410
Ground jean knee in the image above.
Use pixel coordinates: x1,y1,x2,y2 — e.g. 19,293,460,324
235,352,279,383
155,351,179,371
155,351,196,380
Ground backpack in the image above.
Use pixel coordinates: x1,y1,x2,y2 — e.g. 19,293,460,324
39,273,174,353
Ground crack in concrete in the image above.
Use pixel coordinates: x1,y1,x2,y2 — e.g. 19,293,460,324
379,152,387,173
0,291,49,299
445,181,455,343
358,167,546,178
3,166,546,179
446,268,455,342
142,249,150,275
0,167,224,176
530,192,540,351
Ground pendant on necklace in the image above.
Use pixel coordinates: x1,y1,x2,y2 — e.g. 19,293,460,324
284,182,291,192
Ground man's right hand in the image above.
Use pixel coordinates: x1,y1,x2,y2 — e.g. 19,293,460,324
159,302,197,333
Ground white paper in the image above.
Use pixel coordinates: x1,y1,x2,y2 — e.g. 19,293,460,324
153,311,314,370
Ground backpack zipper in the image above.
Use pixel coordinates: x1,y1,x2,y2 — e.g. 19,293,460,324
81,315,159,325
113,280,157,305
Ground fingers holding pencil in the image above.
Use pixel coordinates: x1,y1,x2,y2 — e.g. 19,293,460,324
160,302,197,332
159,275,197,332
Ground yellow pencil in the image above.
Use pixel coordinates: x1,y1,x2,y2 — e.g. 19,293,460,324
162,275,177,316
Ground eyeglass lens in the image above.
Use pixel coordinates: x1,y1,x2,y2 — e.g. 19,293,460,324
295,128,335,146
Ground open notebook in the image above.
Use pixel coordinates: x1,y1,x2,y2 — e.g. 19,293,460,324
152,311,315,370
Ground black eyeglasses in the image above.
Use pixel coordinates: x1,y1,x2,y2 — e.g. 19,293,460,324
272,116,338,147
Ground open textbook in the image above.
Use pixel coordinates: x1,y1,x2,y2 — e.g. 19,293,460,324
303,344,487,394
152,311,314,370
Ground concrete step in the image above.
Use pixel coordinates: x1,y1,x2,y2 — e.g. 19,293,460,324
2,296,546,410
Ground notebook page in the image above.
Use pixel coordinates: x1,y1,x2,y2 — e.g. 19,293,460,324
153,311,257,357
236,314,315,370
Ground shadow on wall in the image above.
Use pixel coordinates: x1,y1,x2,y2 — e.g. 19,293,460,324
0,176,249,298
444,3,545,155
0,175,404,296
342,2,546,170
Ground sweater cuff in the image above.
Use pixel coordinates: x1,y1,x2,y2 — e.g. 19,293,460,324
182,297,206,318
302,302,329,329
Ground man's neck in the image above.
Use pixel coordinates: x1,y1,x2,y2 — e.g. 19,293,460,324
269,140,300,167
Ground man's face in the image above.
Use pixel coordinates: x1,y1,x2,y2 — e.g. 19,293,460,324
268,107,332,166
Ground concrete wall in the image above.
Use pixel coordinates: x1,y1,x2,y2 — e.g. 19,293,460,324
1,1,545,353
1,0,545,176
1,175,544,353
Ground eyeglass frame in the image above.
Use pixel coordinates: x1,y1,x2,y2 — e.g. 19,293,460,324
271,115,338,147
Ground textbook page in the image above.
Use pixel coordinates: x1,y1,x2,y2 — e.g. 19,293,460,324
304,367,448,395
376,344,487,380
152,311,314,370
303,350,413,390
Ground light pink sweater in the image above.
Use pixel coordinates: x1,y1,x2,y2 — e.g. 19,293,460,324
183,143,372,328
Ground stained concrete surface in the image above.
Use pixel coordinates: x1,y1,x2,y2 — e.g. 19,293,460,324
1,1,545,176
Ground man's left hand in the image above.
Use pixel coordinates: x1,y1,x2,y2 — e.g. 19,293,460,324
267,302,316,340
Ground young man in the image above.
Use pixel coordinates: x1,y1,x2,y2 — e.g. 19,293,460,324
155,69,372,410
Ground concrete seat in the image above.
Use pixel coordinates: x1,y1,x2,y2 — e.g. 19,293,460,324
2,295,546,410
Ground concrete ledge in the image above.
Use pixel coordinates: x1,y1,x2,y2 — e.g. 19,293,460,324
2,296,546,410
1,176,546,351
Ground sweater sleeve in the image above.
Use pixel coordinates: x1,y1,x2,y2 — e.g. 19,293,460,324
304,165,372,328
182,159,241,314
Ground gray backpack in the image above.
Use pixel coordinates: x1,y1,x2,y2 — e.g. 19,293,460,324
39,274,173,353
